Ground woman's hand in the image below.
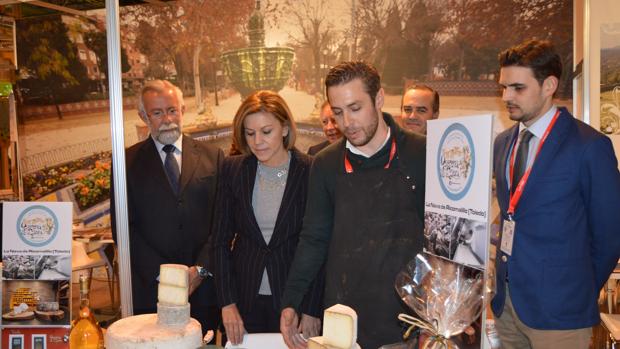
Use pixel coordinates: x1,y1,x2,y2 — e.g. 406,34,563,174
222,303,245,345
298,314,321,339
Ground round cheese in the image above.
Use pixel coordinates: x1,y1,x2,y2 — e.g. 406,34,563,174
105,314,202,349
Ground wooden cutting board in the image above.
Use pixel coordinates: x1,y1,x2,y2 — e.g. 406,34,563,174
35,309,65,321
2,310,35,321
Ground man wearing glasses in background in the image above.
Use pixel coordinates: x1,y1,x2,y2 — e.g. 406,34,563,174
112,80,223,335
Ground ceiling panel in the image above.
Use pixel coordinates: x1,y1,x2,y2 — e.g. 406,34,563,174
0,0,174,18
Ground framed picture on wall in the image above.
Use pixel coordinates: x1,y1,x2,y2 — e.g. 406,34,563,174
582,0,620,169
600,22,620,135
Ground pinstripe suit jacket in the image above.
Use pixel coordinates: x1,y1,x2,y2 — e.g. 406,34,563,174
211,149,324,317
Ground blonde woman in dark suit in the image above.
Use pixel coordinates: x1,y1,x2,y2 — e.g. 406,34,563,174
211,91,324,345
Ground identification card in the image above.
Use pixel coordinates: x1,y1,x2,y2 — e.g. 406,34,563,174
500,219,515,256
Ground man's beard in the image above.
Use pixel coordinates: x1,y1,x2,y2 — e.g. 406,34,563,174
506,102,540,124
345,116,378,147
154,123,181,145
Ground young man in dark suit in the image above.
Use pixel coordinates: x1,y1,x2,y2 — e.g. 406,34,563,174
493,39,620,349
114,80,223,334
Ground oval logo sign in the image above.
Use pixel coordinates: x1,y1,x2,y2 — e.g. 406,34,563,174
437,123,475,200
16,205,59,247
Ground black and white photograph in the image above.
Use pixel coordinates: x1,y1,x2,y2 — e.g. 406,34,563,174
2,255,71,280
2,256,37,280
424,211,486,268
34,255,71,280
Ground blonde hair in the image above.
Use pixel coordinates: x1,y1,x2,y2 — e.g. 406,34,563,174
232,90,297,155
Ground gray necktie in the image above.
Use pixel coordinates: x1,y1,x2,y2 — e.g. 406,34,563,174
511,130,534,194
162,144,180,195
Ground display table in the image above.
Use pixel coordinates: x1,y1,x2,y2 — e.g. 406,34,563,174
225,333,287,349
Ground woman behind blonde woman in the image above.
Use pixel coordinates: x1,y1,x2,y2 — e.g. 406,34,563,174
211,90,324,344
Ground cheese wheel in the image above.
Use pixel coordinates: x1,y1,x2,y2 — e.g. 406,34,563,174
157,303,190,326
105,314,201,349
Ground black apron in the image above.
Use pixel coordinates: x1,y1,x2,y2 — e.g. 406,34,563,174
326,149,424,349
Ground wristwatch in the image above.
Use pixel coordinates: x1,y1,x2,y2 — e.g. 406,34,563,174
195,265,212,279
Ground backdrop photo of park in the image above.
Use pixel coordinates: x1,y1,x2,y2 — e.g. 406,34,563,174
11,0,573,224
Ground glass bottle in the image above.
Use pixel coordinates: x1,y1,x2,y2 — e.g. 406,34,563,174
69,274,104,349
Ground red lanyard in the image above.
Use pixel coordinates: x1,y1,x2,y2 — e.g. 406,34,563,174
344,137,397,174
507,110,560,217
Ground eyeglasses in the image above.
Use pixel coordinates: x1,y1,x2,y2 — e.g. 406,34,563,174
147,108,180,119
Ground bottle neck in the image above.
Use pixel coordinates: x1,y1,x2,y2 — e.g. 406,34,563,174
78,276,92,315
78,296,92,320
79,296,90,308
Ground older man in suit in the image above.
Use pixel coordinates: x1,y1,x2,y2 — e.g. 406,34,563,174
307,101,342,156
113,80,223,333
493,40,620,349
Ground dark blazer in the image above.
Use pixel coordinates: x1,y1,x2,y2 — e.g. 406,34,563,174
492,107,620,330
211,149,324,317
112,135,223,314
307,140,330,156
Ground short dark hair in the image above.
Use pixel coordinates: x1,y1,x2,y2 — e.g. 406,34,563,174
498,39,562,85
402,84,440,114
325,61,381,105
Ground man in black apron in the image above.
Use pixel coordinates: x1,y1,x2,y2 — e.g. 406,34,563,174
281,61,426,349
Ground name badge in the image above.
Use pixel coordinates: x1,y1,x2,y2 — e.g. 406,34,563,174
500,219,515,256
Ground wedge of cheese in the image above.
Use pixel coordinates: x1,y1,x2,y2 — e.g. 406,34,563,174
158,264,189,306
308,336,329,349
159,264,189,288
308,336,360,349
322,304,357,349
158,283,188,306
